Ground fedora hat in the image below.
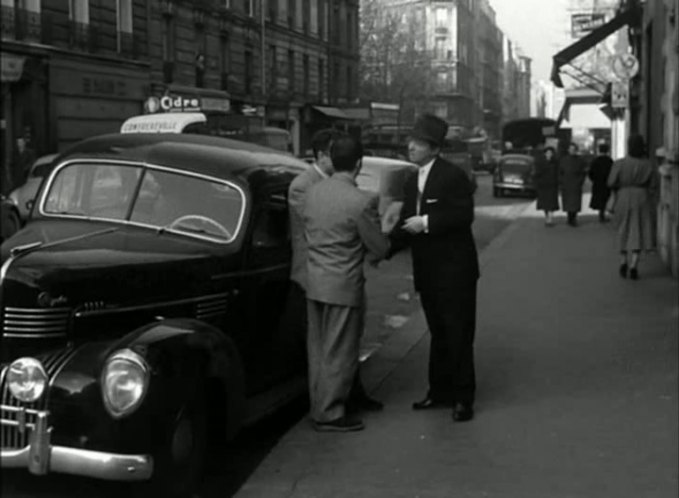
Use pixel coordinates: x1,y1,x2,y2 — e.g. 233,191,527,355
410,114,448,147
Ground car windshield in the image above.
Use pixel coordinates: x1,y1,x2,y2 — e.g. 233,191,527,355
500,158,532,174
43,162,244,242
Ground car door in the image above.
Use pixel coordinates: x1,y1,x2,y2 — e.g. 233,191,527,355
241,186,306,394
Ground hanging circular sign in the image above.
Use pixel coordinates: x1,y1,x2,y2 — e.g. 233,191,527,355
612,53,639,80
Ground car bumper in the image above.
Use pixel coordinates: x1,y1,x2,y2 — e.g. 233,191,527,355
494,182,534,191
1,408,153,481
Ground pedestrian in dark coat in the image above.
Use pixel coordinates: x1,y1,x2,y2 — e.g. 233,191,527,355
607,134,658,280
559,143,586,226
389,114,479,422
588,143,613,222
533,146,559,226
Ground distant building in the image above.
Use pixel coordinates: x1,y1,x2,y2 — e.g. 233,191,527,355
147,0,360,155
361,0,504,137
501,38,531,122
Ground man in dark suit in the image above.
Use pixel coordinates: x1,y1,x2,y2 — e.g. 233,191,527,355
304,135,389,432
389,114,480,422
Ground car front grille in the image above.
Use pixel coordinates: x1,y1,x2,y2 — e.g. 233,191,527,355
2,307,71,339
195,294,229,322
0,347,76,449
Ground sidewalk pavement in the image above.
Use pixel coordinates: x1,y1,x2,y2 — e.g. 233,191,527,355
235,197,679,498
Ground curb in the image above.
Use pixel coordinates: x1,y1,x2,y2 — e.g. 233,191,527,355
362,200,534,394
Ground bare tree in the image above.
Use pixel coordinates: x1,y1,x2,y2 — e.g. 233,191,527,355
359,0,434,124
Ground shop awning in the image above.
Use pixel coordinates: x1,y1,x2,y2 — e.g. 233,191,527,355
312,106,349,119
550,6,640,87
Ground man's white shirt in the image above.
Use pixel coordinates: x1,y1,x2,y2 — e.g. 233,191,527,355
416,158,436,231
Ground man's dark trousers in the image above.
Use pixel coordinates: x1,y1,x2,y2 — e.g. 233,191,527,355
420,280,477,405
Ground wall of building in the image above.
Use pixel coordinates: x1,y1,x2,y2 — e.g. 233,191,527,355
0,0,150,193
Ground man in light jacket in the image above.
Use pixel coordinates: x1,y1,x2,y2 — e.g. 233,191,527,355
304,135,389,432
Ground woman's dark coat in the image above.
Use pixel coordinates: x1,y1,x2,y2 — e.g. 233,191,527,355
559,154,586,213
588,155,613,210
533,154,559,211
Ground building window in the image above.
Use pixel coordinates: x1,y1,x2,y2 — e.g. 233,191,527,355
288,0,294,27
303,54,309,96
269,44,277,91
220,34,230,90
436,71,448,91
288,49,295,92
246,0,254,17
318,58,324,99
435,37,446,60
346,10,352,50
310,0,318,35
302,0,309,33
116,0,133,53
268,0,277,21
224,0,231,8
69,0,89,23
318,0,325,39
245,49,253,94
346,65,352,100
435,7,448,27
332,0,339,45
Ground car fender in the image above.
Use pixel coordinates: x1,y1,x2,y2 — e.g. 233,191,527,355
113,318,246,440
45,318,245,453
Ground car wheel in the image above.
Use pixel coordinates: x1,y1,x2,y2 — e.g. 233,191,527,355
139,387,207,498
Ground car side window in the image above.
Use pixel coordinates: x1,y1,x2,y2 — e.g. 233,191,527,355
251,191,289,249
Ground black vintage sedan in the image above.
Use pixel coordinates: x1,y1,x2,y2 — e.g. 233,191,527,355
0,133,310,497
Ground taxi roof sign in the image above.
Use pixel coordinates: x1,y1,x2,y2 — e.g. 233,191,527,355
120,112,207,134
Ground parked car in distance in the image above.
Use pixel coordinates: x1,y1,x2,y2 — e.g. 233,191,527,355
0,133,310,498
8,153,58,222
493,153,536,197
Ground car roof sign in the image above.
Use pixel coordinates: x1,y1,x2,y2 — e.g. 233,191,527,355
120,112,207,134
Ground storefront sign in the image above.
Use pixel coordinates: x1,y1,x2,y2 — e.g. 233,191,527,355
611,81,628,108
1,53,26,82
143,95,210,113
571,13,606,38
82,76,128,97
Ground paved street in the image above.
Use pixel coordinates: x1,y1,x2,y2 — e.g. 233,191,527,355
235,196,679,498
0,174,533,498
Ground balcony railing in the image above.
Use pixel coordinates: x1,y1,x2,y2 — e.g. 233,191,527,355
2,6,42,42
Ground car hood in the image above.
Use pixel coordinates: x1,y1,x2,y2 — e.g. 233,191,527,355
1,220,238,310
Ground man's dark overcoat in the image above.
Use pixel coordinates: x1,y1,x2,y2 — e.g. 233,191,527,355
559,154,586,213
390,156,479,404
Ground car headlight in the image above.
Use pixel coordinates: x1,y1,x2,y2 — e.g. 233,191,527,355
101,349,149,418
7,357,48,402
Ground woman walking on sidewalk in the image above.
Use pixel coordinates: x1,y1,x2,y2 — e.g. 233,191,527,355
534,146,559,226
607,135,658,280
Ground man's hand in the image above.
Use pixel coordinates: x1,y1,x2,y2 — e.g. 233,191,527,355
403,215,426,234
381,201,403,233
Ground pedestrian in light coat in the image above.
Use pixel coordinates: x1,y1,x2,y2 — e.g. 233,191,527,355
588,143,613,222
559,143,586,226
534,146,559,226
304,135,389,432
607,134,658,280
389,113,480,423
289,129,383,414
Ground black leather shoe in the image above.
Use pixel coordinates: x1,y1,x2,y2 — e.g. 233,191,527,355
619,263,628,278
452,403,474,422
629,267,638,280
348,396,384,413
412,397,453,410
